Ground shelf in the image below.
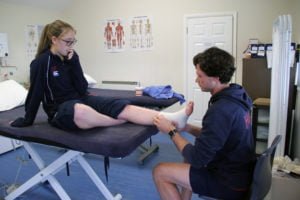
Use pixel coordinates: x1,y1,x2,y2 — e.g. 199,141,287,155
256,138,268,142
257,123,269,127
255,141,268,155
0,65,16,68
253,98,270,106
252,98,270,154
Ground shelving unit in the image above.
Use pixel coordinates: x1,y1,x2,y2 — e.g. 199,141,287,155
242,58,271,154
243,57,296,156
252,98,270,154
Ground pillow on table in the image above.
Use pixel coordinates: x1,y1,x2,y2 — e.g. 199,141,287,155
84,73,97,88
0,80,28,112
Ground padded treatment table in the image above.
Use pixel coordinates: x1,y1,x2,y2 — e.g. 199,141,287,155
0,88,179,200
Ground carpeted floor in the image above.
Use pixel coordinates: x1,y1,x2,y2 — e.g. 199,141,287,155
0,132,199,200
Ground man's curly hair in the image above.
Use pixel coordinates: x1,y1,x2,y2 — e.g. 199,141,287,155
193,47,236,83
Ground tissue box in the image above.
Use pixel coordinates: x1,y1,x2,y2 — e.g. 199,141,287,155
271,171,300,200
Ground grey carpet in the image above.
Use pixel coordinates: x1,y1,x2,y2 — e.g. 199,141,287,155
0,132,199,200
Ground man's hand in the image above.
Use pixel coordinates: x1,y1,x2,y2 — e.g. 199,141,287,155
153,115,176,134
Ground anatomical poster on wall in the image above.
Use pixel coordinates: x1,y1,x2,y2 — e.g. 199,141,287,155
129,16,153,51
25,24,44,61
103,18,125,52
0,33,8,58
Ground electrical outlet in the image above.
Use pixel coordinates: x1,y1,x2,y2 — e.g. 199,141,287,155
0,66,17,81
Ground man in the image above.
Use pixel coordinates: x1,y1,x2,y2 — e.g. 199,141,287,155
153,47,255,200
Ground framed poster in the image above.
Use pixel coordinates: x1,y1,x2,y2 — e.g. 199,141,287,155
129,16,153,51
104,18,125,52
25,25,44,61
0,33,8,57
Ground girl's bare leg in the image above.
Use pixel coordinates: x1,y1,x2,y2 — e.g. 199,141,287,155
74,101,194,129
117,105,159,125
118,101,194,127
74,103,126,129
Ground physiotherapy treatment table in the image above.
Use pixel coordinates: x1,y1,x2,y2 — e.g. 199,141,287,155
0,88,179,200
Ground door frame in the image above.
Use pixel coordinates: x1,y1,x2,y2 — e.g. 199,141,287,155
183,12,238,99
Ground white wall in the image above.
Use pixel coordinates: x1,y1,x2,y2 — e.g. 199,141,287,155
292,0,300,43
0,1,63,82
0,0,299,90
62,0,297,92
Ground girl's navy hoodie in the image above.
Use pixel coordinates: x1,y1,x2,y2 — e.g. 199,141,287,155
20,50,88,125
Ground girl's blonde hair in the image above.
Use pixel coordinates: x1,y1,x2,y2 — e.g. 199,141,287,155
36,20,75,58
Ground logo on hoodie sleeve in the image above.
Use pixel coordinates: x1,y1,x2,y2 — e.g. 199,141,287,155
244,112,251,129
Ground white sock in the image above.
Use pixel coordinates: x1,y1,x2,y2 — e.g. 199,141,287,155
160,108,188,129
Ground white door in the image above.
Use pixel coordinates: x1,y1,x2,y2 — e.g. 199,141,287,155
184,13,236,126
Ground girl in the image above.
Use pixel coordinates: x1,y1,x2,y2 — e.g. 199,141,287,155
11,20,193,131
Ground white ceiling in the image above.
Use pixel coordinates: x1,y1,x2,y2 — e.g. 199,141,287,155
0,0,73,11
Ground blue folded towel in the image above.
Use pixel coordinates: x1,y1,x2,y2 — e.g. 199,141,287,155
143,85,185,104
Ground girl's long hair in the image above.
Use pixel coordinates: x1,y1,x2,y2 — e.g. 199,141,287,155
36,20,75,58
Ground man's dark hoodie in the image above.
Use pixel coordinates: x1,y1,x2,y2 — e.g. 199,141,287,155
182,83,255,190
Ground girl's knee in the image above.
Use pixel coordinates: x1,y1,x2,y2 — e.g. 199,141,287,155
117,104,132,119
121,104,132,113
74,103,87,121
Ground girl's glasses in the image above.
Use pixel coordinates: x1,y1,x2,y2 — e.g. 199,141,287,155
60,39,77,47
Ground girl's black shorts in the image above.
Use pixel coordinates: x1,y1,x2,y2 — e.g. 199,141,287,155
50,96,130,131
